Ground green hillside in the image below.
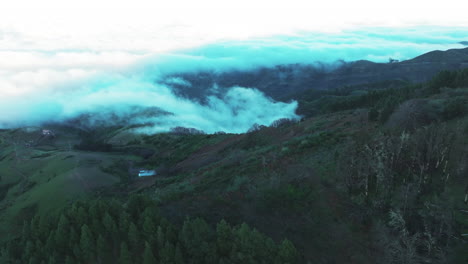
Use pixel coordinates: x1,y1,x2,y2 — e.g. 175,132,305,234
1,68,468,263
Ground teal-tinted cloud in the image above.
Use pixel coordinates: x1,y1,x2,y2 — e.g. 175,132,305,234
1,26,467,133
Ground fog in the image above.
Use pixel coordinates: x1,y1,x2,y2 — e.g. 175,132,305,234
0,27,467,133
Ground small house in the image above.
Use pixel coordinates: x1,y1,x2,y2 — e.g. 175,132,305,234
138,170,156,177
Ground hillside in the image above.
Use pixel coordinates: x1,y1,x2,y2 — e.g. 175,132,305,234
165,47,468,101
1,64,468,263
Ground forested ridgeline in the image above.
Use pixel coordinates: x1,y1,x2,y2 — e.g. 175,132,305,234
297,68,468,120
0,196,299,264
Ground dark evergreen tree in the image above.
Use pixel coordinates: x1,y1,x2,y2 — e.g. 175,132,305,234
79,224,95,262
97,234,112,263
156,225,165,250
24,240,35,263
142,242,156,264
118,211,131,236
119,241,132,264
55,214,69,253
44,231,56,255
64,255,74,264
174,243,185,264
1,196,300,263
128,222,140,251
216,219,233,257
21,220,31,244
368,107,379,122
160,241,175,263
72,244,81,261
276,239,299,264
142,217,156,240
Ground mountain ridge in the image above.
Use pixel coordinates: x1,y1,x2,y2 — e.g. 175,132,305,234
167,47,468,101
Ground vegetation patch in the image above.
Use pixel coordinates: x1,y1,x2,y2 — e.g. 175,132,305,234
0,196,300,263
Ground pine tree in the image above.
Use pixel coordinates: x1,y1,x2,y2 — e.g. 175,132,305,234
118,212,131,236
79,224,95,262
180,218,216,263
47,253,57,264
174,243,184,264
234,223,256,262
38,214,52,239
165,225,178,244
368,107,379,122
97,235,112,263
160,241,175,263
128,222,140,251
34,239,44,261
276,239,299,264
216,219,232,257
68,227,78,251
45,231,56,254
21,220,31,244
55,214,69,252
88,201,101,222
76,207,87,226
24,240,35,263
72,244,81,261
30,215,41,239
156,226,165,249
91,218,103,236
119,241,132,264
103,212,118,238
0,246,10,263
64,255,75,264
142,242,156,264
27,255,39,264
142,216,156,239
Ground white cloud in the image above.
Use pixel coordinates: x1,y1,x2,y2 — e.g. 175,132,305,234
0,2,468,132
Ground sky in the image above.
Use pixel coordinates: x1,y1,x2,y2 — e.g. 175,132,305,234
1,0,468,132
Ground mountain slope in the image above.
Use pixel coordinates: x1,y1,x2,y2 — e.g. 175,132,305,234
167,47,468,101
1,52,468,263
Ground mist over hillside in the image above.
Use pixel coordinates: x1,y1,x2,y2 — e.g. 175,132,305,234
166,47,468,101
1,27,467,133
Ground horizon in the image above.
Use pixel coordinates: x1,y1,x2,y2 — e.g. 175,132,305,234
1,1,468,132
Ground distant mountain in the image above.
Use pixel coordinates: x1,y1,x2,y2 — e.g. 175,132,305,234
460,41,468,46
407,47,468,63
167,47,468,101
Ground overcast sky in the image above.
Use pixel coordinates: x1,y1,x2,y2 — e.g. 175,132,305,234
2,0,468,52
2,0,467,95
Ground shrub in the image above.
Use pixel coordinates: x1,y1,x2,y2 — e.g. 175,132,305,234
442,98,466,120
259,184,315,212
429,70,457,91
368,107,379,122
74,139,112,152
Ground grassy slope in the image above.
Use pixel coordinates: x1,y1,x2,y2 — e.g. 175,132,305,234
0,127,140,241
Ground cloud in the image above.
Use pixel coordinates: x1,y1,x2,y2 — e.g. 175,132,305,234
141,26,468,76
163,77,192,87
0,70,299,133
0,26,467,133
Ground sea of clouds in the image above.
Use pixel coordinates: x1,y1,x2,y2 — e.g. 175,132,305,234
0,26,467,133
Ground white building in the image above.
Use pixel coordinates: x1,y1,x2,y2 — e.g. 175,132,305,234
138,170,156,177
